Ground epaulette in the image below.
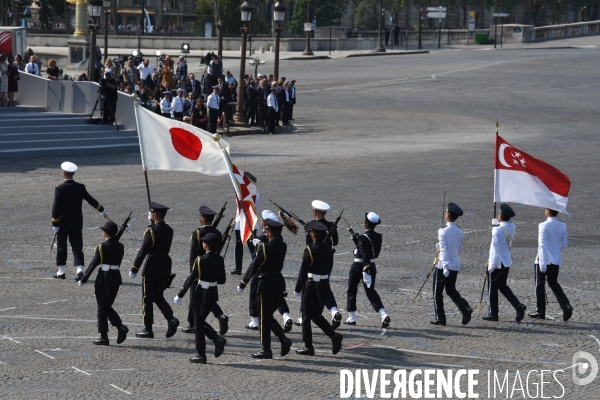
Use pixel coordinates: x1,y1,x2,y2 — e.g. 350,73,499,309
143,228,155,247
305,246,313,266
259,243,267,267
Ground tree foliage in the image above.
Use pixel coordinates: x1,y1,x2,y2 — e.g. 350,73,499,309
289,0,350,34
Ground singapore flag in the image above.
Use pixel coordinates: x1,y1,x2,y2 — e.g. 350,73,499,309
494,135,571,215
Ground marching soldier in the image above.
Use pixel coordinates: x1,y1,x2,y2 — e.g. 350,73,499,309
183,206,229,335
129,202,179,339
77,221,128,346
174,233,227,364
51,161,107,281
484,204,527,322
237,219,293,359
294,220,344,356
344,212,390,328
430,203,473,326
295,200,342,329
528,208,573,322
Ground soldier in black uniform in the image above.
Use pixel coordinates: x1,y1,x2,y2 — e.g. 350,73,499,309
174,233,227,364
295,200,342,329
51,161,107,280
182,206,229,335
78,221,128,346
238,219,293,359
345,212,390,328
129,202,179,339
294,220,344,356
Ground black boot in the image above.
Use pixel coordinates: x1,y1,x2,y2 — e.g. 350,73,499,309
214,335,227,358
461,307,472,325
283,318,293,333
117,325,129,344
482,315,499,322
135,328,154,338
280,337,292,357
515,304,527,322
295,347,315,356
181,326,195,334
563,305,573,322
528,311,545,319
331,333,343,355
219,315,229,335
93,334,109,346
166,317,179,338
430,318,446,326
189,354,207,364
252,349,273,359
331,312,342,329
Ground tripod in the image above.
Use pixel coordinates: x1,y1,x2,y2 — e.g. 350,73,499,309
89,90,119,130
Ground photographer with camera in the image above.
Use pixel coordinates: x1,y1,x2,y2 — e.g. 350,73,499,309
101,73,118,125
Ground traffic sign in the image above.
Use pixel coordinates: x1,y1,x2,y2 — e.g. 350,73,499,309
304,23,312,32
493,13,510,17
427,6,446,11
428,12,446,18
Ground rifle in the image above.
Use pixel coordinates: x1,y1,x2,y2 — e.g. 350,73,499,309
323,209,344,245
221,220,235,258
413,190,446,304
212,201,227,229
269,198,307,228
49,234,57,256
115,211,133,241
218,218,235,255
343,218,359,245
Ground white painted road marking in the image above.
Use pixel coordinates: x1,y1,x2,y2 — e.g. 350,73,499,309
35,350,55,359
72,366,91,376
41,299,69,305
110,384,132,394
0,307,17,312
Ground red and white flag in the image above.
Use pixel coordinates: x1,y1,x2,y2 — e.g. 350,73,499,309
494,135,571,215
135,105,230,176
219,147,259,244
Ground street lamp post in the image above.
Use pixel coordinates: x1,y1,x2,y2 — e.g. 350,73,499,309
273,1,286,80
302,0,313,55
217,20,223,57
374,0,385,52
103,0,110,62
233,1,252,126
418,4,423,50
88,0,103,82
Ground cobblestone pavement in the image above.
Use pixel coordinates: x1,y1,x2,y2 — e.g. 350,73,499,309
1,47,599,399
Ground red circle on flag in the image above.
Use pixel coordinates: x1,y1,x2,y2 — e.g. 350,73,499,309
169,128,202,160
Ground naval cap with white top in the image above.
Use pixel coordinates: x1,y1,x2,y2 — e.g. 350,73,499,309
61,161,77,173
311,200,330,213
366,212,381,225
261,210,279,222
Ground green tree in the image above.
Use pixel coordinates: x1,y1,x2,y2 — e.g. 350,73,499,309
194,0,273,35
289,0,350,34
518,0,547,25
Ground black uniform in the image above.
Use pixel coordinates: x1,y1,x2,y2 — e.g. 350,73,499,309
305,218,339,311
188,226,225,327
240,237,288,352
81,238,124,335
131,221,175,329
52,179,104,267
295,242,336,348
102,76,118,124
178,252,226,356
346,229,385,313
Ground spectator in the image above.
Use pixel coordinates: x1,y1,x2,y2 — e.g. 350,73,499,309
14,54,24,72
159,90,174,118
134,80,144,95
102,58,114,78
161,55,174,90
183,90,196,119
185,73,200,93
45,59,60,81
148,71,160,91
245,79,256,125
77,69,89,81
171,88,185,121
175,55,187,88
154,83,166,105
282,81,292,126
257,78,269,131
25,55,40,75
7,56,19,106
137,58,154,84
392,24,400,45
139,85,154,110
384,27,390,46
102,72,118,125
23,48,34,66
0,54,8,106
122,59,140,90
289,79,296,120
224,70,237,89
190,96,208,130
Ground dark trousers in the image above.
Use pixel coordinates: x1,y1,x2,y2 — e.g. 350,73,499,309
142,273,174,329
268,107,277,134
288,102,294,120
173,111,183,121
487,266,521,317
95,278,122,333
186,281,225,326
193,289,219,355
102,97,117,124
301,282,335,348
259,291,287,351
278,298,289,315
433,268,470,321
249,271,260,317
209,108,219,133
346,264,384,312
257,102,266,127
323,280,338,311
535,264,570,315
56,229,84,266
233,229,256,272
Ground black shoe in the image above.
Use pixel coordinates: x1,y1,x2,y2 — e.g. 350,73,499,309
462,307,472,325
214,336,226,358
563,305,573,322
331,312,342,329
343,320,356,326
430,319,446,326
295,347,315,356
189,354,207,364
230,269,241,275
245,323,259,330
219,315,229,335
54,273,66,280
280,338,292,357
252,350,272,359
515,304,527,322
382,316,391,329
294,318,302,326
482,315,499,321
331,333,343,355
117,325,129,344
283,318,293,333
181,326,195,334
75,271,83,282
166,317,179,338
93,337,109,346
135,328,154,338
528,311,545,320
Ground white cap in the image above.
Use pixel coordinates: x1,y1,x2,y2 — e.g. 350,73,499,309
262,210,279,221
311,200,330,212
61,161,77,173
366,212,380,224
257,73,263,77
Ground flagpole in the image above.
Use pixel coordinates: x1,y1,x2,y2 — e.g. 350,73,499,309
132,95,154,226
493,119,499,218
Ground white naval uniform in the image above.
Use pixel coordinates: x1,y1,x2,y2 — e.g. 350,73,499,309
436,222,463,273
160,98,174,115
170,96,184,118
488,221,515,271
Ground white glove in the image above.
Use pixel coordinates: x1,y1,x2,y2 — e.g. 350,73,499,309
129,271,137,279
147,212,153,223
252,238,261,246
443,268,450,277
492,218,499,226
362,272,372,288
101,210,108,218
353,249,358,256
237,286,244,293
78,280,84,287
435,243,440,252
539,264,547,273
173,296,182,305
294,291,302,298
53,226,60,234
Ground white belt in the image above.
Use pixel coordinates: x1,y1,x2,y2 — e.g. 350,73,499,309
100,264,120,271
198,280,217,289
308,273,328,281
354,258,374,263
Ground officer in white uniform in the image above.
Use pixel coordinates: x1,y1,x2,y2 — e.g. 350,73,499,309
431,203,472,326
207,86,221,134
267,87,279,135
484,204,527,322
171,88,185,120
160,91,174,118
528,208,572,322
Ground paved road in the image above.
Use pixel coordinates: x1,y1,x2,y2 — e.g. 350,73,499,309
1,45,600,399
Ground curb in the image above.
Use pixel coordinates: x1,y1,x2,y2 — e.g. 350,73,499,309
343,50,429,58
